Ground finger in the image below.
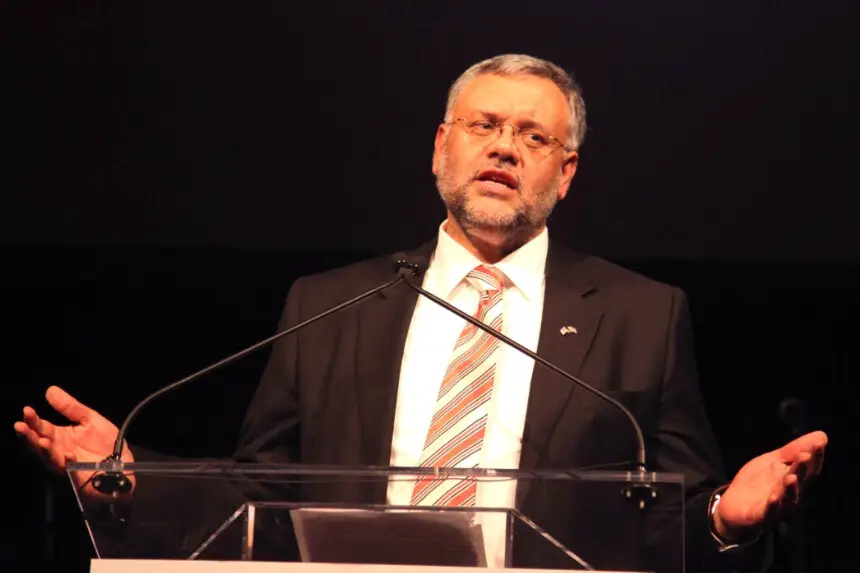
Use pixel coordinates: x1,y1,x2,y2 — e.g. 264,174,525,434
45,386,92,424
769,465,803,519
778,430,828,464
792,452,812,485
765,469,801,521
15,423,62,471
801,440,827,479
14,421,44,452
764,478,785,521
789,451,825,497
21,406,56,440
783,472,800,508
808,447,825,478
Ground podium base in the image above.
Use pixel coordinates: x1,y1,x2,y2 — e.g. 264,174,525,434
91,559,646,573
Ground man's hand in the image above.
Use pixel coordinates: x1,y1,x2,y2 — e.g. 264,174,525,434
14,386,136,500
714,430,827,542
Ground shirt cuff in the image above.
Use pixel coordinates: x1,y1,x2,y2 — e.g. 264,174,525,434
708,484,765,552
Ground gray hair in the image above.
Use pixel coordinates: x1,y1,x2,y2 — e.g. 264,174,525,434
443,54,587,151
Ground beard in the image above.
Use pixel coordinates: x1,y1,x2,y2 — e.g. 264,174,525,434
435,146,560,242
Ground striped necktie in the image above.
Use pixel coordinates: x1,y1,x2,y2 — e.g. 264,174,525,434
411,264,506,507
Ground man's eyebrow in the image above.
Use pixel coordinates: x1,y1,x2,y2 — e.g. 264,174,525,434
516,118,549,132
471,111,550,132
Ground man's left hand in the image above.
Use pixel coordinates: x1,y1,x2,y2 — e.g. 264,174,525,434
713,430,827,542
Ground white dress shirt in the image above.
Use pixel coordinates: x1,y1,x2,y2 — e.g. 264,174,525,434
387,222,548,567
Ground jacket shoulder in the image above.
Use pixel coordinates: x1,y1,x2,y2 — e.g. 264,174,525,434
583,255,678,294
558,248,687,315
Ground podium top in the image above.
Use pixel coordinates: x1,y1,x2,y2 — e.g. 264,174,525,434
67,460,684,484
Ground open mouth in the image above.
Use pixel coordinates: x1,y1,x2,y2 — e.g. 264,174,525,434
474,169,519,192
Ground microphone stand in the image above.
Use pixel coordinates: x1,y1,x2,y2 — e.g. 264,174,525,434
91,255,655,510
91,271,409,495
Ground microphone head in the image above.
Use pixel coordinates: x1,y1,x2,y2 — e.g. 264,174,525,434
779,397,808,436
392,253,427,277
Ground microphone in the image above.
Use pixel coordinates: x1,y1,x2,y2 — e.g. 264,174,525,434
779,397,808,438
398,256,655,507
91,255,415,496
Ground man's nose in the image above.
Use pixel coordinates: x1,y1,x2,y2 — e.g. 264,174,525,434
486,125,521,165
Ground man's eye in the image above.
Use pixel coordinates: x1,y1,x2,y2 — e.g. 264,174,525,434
524,131,548,145
471,122,496,133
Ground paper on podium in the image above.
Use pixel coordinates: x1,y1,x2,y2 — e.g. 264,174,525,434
290,508,487,567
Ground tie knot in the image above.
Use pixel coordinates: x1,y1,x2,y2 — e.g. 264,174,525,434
467,264,506,293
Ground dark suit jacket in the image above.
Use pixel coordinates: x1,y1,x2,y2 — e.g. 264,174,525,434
109,239,763,571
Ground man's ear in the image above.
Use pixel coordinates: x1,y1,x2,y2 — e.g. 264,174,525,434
556,151,579,201
432,123,447,176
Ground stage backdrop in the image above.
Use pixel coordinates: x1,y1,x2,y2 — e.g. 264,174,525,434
3,1,855,260
2,2,857,572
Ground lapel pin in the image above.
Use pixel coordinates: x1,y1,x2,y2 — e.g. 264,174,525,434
560,325,578,336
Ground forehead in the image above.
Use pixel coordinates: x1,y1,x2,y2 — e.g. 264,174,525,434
452,73,571,130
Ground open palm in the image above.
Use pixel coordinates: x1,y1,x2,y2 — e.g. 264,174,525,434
14,386,135,497
715,431,826,539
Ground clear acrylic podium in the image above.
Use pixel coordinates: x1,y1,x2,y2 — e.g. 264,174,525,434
67,461,685,572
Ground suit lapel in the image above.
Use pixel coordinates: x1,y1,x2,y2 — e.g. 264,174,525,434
517,244,604,502
354,241,437,472
351,238,603,503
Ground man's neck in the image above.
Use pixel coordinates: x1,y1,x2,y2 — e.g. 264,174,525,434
443,217,544,264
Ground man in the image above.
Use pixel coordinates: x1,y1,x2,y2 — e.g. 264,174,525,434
16,54,826,571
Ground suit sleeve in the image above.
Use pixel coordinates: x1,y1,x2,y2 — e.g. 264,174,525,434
657,287,770,572
233,275,304,463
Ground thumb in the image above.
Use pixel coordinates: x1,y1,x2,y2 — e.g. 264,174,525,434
45,386,93,424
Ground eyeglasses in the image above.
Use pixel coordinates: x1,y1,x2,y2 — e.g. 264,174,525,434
448,117,569,156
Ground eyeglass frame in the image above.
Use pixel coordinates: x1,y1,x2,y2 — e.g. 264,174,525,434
446,116,573,156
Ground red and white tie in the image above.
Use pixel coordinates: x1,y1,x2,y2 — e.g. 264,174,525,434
411,264,506,507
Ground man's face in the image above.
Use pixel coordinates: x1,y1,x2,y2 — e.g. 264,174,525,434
432,73,579,242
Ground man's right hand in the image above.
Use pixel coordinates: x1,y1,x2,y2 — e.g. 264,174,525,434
14,386,135,500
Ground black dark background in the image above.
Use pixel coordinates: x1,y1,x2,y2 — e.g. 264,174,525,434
2,1,857,572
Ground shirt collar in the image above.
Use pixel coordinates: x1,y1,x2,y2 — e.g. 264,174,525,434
428,221,548,301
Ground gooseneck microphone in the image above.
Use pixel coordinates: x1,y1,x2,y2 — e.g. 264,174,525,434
395,256,652,503
91,256,415,496
93,251,652,508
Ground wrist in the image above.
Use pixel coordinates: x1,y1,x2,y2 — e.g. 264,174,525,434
708,485,764,550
